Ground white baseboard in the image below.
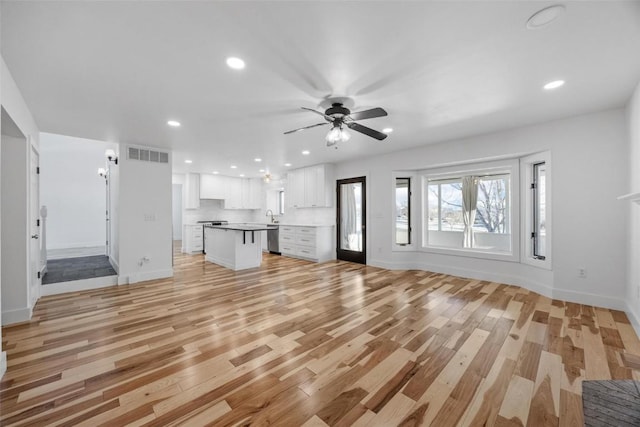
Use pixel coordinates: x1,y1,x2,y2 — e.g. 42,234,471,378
553,287,626,312
368,258,625,312
40,275,118,296
119,268,173,285
109,256,120,274
1,306,33,325
0,351,6,380
626,301,640,337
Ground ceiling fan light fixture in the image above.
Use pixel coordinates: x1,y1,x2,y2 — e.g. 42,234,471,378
326,126,350,145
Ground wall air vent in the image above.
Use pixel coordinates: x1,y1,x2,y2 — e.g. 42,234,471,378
127,146,170,164
128,147,139,160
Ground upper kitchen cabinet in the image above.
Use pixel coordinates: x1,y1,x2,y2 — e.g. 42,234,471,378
224,177,263,210
288,164,334,208
200,173,226,199
184,173,200,209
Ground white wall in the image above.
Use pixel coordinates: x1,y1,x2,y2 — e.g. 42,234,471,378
626,81,640,330
118,149,173,284
1,133,30,324
39,133,117,250
0,56,40,335
172,184,182,240
335,108,628,310
0,34,4,379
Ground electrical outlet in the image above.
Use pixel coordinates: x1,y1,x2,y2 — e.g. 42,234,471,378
578,267,587,278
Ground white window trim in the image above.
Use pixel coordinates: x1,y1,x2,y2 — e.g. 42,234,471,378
520,152,552,270
392,171,418,251
420,159,520,263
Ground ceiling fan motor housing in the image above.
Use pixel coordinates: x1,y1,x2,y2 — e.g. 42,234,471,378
325,103,350,119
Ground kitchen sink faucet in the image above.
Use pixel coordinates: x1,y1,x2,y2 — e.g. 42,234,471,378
266,209,275,223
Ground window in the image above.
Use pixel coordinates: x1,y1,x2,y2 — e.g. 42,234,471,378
422,159,518,260
521,152,551,269
532,162,546,259
428,180,463,232
395,178,411,244
278,190,285,215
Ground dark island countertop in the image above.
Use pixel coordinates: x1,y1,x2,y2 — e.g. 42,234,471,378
204,224,277,232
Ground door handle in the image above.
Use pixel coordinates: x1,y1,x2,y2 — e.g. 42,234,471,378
31,234,39,239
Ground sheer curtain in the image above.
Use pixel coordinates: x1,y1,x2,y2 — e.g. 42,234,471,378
462,176,478,248
341,184,358,250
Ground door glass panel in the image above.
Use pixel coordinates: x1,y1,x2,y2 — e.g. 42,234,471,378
533,162,546,258
340,182,362,252
395,178,410,244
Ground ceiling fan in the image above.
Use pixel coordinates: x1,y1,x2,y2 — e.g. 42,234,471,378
284,102,388,147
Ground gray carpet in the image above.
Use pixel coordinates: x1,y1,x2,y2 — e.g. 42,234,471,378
582,380,640,426
42,255,116,284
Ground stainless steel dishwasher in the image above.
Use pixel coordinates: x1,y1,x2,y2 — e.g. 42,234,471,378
267,225,280,255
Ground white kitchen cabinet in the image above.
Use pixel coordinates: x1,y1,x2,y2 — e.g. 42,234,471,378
288,164,334,208
224,177,243,209
182,224,204,253
224,177,263,209
278,225,334,262
184,173,200,209
288,169,305,208
249,179,264,209
200,174,226,199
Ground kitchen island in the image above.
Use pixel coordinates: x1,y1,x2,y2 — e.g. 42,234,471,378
204,224,275,270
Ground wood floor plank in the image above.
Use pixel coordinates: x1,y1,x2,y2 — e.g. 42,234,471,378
1,246,640,426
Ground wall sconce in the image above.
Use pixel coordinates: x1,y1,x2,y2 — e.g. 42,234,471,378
105,149,118,165
98,167,107,178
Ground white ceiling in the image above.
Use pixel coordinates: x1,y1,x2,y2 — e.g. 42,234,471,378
2,1,640,178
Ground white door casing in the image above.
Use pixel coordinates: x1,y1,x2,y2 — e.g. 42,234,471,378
30,143,41,304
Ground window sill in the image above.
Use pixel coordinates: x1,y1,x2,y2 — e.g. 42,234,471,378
421,245,519,263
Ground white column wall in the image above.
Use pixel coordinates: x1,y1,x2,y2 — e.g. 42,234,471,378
117,149,173,284
626,81,640,331
0,57,40,333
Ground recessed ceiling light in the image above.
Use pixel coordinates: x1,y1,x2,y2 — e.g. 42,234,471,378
226,57,245,70
239,174,245,177
284,163,292,167
230,165,237,169
254,158,262,162
259,169,265,173
167,120,181,127
382,128,393,134
526,5,566,30
213,171,219,174
544,80,565,90
184,160,192,164
302,150,310,155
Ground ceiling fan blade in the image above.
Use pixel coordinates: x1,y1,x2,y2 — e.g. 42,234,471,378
348,107,387,121
301,107,334,122
284,122,329,135
346,122,388,140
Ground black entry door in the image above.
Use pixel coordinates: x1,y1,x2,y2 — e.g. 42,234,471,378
337,177,366,264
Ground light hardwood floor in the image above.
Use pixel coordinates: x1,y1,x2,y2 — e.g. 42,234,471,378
2,249,640,426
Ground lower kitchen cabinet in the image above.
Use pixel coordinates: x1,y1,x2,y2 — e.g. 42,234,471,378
182,224,203,253
278,225,334,262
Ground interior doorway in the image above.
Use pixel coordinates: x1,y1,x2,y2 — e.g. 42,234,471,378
29,144,41,305
337,176,366,264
